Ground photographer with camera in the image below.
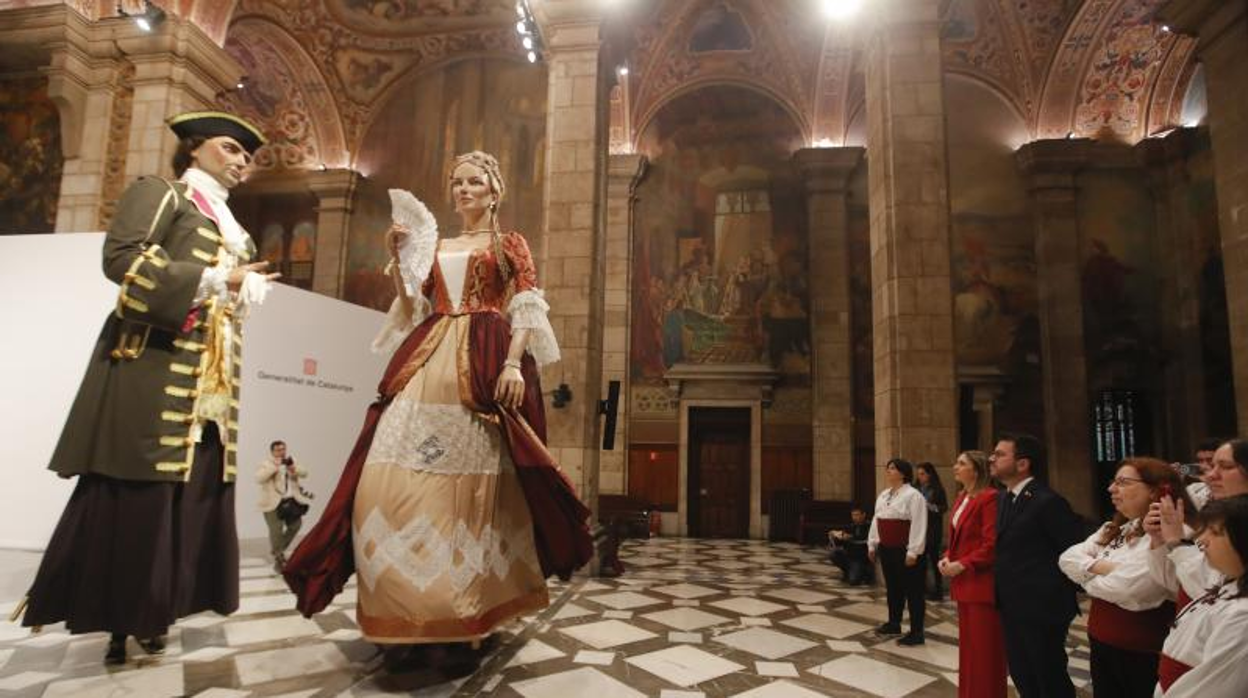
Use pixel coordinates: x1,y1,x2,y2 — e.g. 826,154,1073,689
256,440,312,572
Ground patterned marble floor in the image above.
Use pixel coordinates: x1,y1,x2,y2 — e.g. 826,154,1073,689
0,538,1095,697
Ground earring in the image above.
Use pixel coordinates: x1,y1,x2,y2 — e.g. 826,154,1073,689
489,201,497,212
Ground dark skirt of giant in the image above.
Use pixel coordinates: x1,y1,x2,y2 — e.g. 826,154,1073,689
22,423,238,637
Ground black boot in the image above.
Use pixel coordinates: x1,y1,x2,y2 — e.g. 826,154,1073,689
105,633,127,665
137,635,167,655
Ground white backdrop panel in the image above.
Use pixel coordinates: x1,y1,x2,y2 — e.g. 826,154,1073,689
0,233,111,549
0,233,387,549
235,284,386,541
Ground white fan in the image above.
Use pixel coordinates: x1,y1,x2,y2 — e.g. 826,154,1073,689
388,189,439,296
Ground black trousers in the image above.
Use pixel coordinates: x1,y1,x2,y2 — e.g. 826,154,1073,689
878,546,925,634
1000,611,1075,698
1089,638,1159,698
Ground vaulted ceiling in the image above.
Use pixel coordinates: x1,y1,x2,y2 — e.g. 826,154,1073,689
143,0,1197,170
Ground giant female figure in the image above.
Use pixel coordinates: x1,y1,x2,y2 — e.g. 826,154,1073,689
285,152,592,659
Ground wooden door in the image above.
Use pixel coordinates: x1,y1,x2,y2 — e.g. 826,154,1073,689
688,408,750,538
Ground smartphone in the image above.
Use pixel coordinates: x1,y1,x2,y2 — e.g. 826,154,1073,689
1157,482,1173,502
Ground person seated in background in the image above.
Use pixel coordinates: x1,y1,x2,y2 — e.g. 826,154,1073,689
829,506,873,585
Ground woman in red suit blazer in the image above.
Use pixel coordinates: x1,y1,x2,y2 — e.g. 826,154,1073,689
939,450,1007,698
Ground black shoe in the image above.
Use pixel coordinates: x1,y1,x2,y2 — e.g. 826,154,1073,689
381,644,421,673
137,635,166,655
898,633,926,646
105,634,127,665
875,623,903,636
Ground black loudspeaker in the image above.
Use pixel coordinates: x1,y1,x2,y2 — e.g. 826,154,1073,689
598,380,621,450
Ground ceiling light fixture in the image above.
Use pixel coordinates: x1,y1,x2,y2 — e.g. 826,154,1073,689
515,1,543,65
819,0,864,20
119,1,165,33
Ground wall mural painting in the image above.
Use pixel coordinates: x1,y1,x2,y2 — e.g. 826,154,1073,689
345,57,547,310
631,86,810,390
0,77,62,233
1077,170,1161,382
951,215,1038,367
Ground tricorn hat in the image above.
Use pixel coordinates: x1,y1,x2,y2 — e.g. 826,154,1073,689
167,111,266,155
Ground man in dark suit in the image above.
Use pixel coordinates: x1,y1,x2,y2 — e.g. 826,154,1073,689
990,434,1086,698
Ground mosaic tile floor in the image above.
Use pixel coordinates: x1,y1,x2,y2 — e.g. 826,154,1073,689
0,538,1095,697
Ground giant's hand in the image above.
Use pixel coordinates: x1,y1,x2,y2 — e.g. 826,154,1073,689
228,261,279,291
494,365,525,410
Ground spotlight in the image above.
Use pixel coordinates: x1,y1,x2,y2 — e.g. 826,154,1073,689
516,2,525,17
527,51,537,63
1065,131,1075,139
618,66,629,76
819,0,863,20
122,1,165,33
236,82,244,89
517,20,529,35
1161,24,1171,33
523,36,533,50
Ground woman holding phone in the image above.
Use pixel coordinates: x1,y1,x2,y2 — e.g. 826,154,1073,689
1059,458,1193,697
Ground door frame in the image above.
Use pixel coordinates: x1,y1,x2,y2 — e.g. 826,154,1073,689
677,399,762,538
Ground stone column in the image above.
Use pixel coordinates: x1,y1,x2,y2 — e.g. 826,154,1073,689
306,168,361,298
1136,129,1208,455
119,15,243,181
0,5,241,231
531,0,607,511
1016,139,1095,516
863,0,959,479
39,10,123,232
1161,0,1248,434
601,153,646,495
792,147,863,501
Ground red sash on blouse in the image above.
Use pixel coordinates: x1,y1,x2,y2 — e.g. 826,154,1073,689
1088,598,1176,654
877,519,911,548
1176,587,1192,611
1158,653,1194,693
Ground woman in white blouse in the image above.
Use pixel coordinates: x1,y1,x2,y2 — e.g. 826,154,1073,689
868,458,929,646
1060,458,1193,698
1155,494,1248,697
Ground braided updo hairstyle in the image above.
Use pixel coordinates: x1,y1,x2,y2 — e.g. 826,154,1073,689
449,150,511,281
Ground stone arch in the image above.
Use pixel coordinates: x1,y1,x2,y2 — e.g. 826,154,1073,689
634,78,809,152
223,17,349,170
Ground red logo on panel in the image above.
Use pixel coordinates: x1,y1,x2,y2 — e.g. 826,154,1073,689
303,358,318,376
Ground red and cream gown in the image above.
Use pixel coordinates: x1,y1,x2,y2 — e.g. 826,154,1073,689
353,231,568,643
1154,581,1248,696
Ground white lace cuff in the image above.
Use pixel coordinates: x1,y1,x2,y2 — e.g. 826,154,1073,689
507,289,561,366
371,294,431,355
194,266,229,305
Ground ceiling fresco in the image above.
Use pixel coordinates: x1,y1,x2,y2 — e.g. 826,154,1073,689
151,0,1200,169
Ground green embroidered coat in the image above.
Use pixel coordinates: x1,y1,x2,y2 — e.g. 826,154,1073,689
49,176,252,483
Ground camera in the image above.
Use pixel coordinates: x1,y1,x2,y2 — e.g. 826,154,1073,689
282,457,293,466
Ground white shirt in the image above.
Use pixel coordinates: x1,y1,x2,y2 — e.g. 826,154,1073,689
868,484,928,558
1155,582,1248,697
1009,477,1035,498
951,492,973,529
1186,482,1210,510
1059,520,1172,611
